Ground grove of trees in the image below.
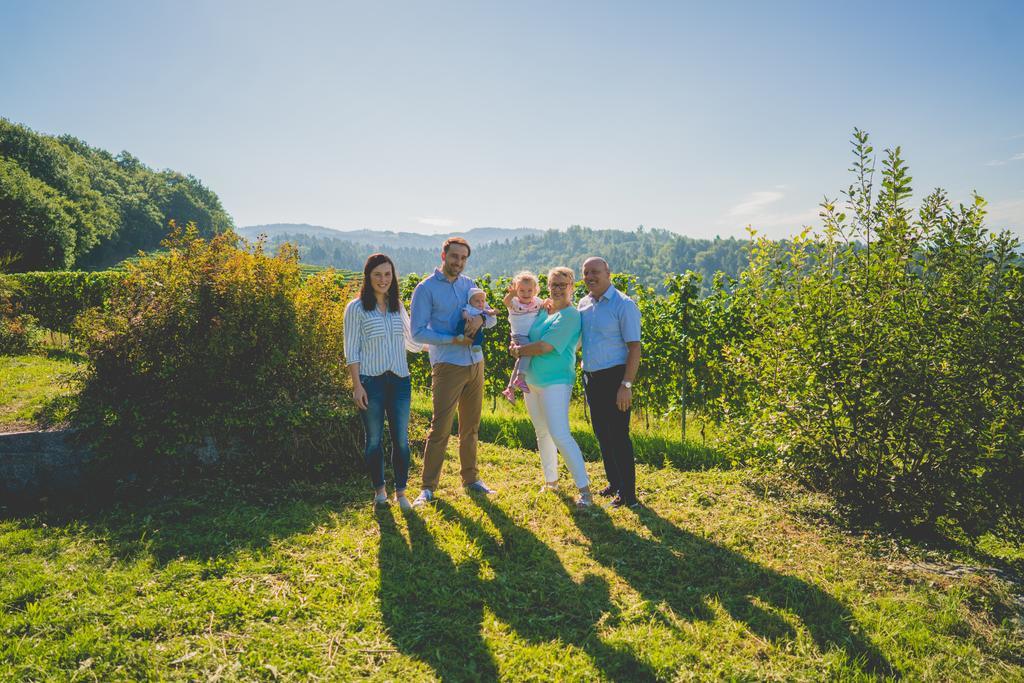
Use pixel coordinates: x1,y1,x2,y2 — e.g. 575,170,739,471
0,118,233,271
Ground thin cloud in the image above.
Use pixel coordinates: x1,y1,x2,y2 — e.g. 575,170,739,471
415,216,457,228
728,191,785,217
984,196,1024,229
750,207,821,229
718,189,818,231
985,151,1024,166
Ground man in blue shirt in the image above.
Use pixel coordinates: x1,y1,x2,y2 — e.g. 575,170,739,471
410,237,497,506
578,256,642,508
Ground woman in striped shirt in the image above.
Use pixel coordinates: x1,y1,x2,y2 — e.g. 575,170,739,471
344,253,425,511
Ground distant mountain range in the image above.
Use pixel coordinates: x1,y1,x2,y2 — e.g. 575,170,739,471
236,224,545,250
236,223,752,291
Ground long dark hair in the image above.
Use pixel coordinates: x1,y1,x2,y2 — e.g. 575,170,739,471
360,253,401,312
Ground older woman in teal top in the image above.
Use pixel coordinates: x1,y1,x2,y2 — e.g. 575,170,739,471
510,266,593,507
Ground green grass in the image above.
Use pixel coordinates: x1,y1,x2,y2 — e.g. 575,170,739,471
0,349,83,432
1,359,1022,679
2,437,1022,679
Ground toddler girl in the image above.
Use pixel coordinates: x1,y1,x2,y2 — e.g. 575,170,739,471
502,271,544,402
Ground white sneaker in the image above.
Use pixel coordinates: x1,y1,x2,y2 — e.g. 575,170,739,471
412,489,435,507
373,491,389,507
539,482,559,493
397,493,412,512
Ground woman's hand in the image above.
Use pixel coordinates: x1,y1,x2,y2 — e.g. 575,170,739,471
542,298,554,313
352,383,369,410
509,343,521,358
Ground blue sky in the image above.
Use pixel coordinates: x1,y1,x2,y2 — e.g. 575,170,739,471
2,0,1022,238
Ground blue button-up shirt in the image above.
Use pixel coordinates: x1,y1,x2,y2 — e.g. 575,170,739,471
577,286,642,372
410,269,497,366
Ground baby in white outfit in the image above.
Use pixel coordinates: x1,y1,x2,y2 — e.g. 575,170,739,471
458,288,495,353
502,271,544,402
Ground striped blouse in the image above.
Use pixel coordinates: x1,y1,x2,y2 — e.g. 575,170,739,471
343,299,424,377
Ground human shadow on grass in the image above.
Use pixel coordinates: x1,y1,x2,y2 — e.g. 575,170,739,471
450,497,658,680
569,503,899,678
376,506,499,681
375,498,658,682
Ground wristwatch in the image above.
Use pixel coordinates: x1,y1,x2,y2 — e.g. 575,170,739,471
621,380,632,389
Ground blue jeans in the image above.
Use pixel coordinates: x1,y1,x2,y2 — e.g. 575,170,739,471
359,372,412,491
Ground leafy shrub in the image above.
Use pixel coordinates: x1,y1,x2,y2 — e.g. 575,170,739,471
74,223,362,482
728,130,1024,540
0,308,35,356
9,269,122,332
0,311,43,355
0,260,44,354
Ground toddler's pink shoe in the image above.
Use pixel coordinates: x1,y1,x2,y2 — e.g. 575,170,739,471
502,386,518,403
513,376,530,394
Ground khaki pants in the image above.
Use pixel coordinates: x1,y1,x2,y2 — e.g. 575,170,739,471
421,361,484,490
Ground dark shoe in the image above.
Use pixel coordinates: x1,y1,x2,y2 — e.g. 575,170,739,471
598,485,617,498
610,495,639,509
465,480,495,495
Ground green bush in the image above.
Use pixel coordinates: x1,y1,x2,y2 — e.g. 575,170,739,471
73,223,362,482
728,130,1024,541
0,261,43,354
0,312,43,355
9,269,122,332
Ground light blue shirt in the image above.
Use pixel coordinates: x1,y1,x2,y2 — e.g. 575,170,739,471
577,286,641,372
410,268,497,366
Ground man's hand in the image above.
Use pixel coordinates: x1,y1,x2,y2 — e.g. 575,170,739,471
616,383,632,412
352,384,369,410
463,314,484,337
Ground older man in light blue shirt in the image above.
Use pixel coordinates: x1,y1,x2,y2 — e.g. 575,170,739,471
578,256,642,508
409,237,496,507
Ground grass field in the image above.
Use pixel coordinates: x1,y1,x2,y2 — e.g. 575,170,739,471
3,444,1022,680
1,353,1022,680
0,350,82,432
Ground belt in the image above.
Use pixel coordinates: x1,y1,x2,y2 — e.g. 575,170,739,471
583,364,626,379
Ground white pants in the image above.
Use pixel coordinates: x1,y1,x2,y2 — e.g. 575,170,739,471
523,382,590,489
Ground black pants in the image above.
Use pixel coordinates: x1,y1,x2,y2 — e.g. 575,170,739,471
583,364,636,502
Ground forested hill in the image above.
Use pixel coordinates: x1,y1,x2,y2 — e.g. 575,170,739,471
0,118,233,271
256,225,750,289
237,224,544,249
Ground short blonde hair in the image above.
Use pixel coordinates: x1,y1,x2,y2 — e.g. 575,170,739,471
512,270,538,288
547,266,575,284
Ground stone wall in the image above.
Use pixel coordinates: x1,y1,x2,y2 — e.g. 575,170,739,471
0,429,93,501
